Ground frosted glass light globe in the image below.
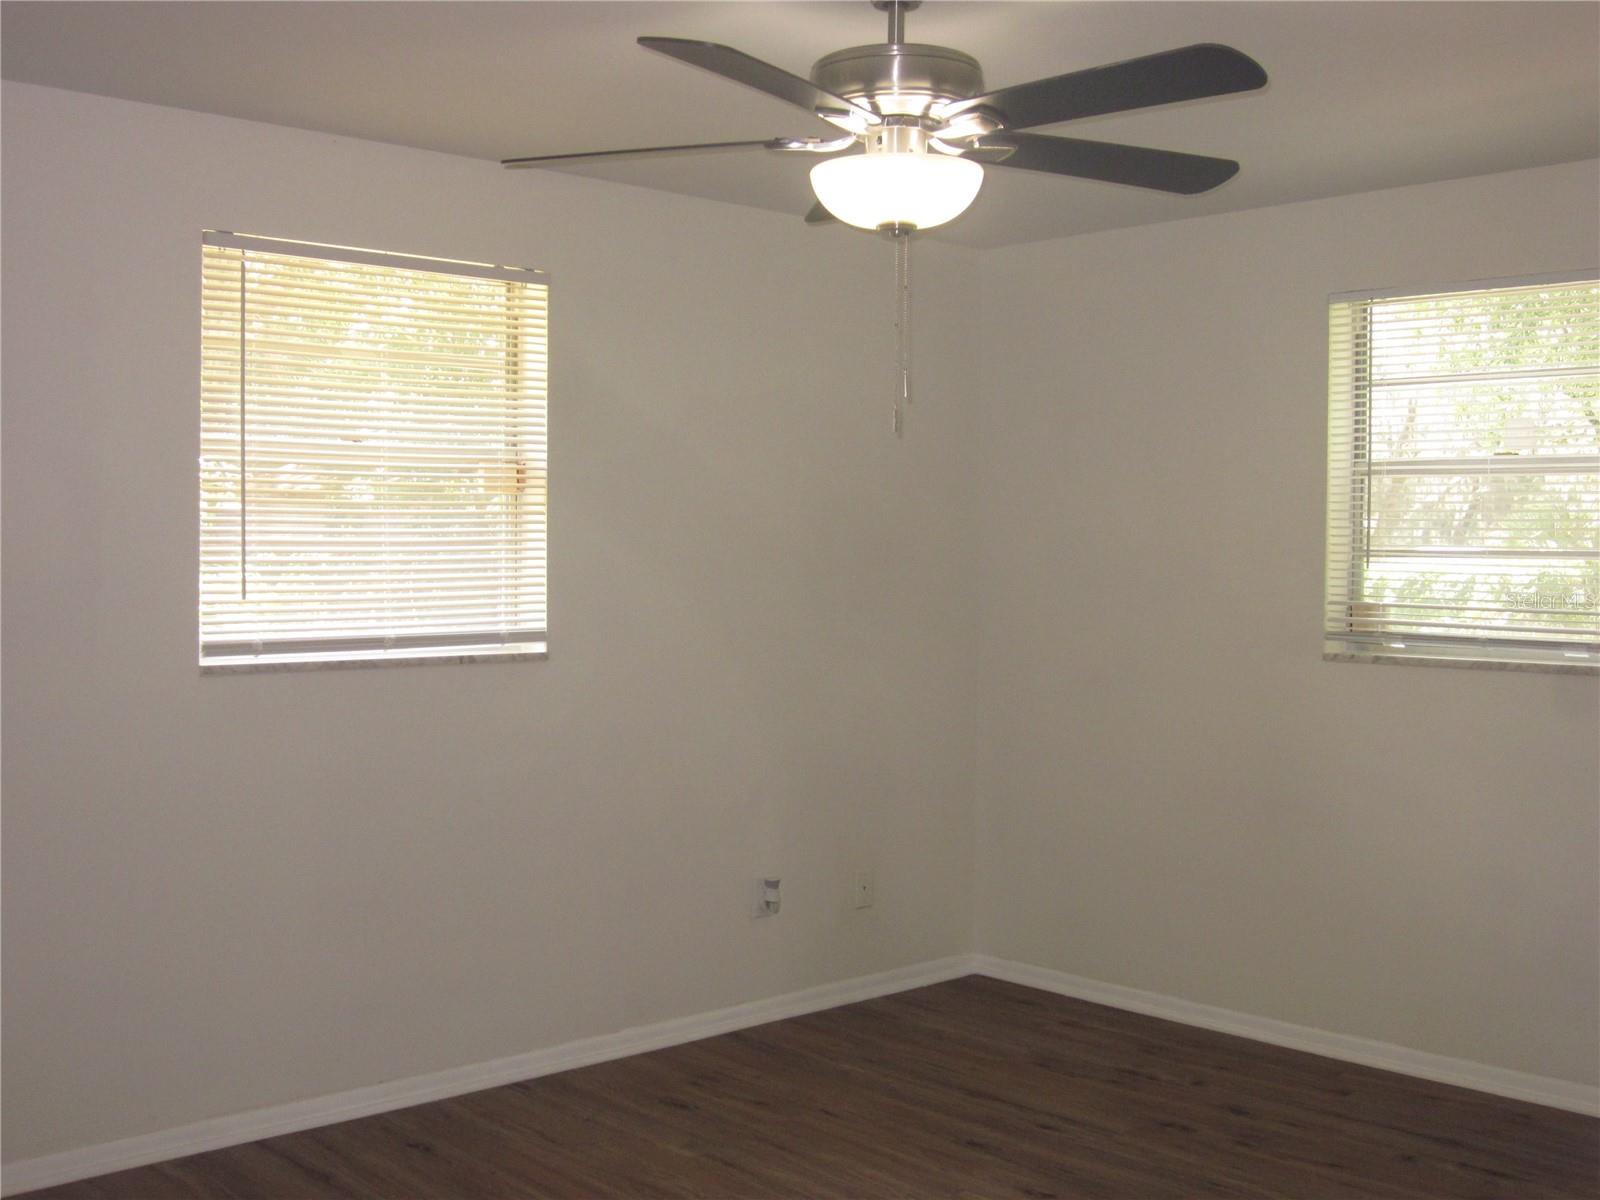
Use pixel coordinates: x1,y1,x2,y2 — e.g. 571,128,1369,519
810,152,983,232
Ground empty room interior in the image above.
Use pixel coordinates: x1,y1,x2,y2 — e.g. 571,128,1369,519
2,1,1598,1196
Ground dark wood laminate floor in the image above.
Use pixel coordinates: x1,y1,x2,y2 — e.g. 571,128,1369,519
21,976,1599,1199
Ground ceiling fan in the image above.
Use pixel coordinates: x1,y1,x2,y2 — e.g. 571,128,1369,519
502,0,1269,234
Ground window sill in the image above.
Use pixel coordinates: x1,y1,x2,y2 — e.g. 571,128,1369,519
1322,650,1597,676
201,644,548,675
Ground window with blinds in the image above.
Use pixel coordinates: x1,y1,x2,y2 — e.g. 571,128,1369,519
200,232,548,668
1325,272,1598,670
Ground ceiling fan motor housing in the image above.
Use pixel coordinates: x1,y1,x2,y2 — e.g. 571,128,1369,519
811,44,984,117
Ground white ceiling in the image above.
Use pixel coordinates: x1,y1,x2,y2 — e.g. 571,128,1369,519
3,1,1596,248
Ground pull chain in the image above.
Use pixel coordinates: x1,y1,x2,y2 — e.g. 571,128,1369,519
893,230,912,436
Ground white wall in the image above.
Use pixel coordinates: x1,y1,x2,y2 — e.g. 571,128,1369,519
974,160,1600,1086
5,78,1596,1171
0,83,980,1161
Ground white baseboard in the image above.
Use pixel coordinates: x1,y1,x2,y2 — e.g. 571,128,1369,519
8,952,1595,1195
971,954,1600,1117
0,956,973,1197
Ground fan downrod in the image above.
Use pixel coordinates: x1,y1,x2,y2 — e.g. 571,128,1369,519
870,0,921,45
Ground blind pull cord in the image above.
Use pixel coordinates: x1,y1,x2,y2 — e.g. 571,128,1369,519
892,230,911,437
239,257,249,600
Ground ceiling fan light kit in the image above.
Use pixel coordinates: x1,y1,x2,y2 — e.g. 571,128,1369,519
504,0,1266,429
809,129,984,233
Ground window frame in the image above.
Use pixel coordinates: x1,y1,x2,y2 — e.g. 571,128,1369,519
198,232,550,672
1323,269,1599,674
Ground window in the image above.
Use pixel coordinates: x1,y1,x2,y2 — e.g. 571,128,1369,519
200,233,548,669
1324,272,1598,671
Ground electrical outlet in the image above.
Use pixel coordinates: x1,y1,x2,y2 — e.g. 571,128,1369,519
756,877,781,918
852,869,875,909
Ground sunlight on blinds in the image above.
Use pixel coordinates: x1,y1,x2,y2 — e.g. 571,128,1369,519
199,233,548,667
1325,273,1598,668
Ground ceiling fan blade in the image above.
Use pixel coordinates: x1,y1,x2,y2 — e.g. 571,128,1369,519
502,139,778,166
969,132,1239,194
769,135,858,154
938,44,1266,133
639,37,878,130
804,202,837,225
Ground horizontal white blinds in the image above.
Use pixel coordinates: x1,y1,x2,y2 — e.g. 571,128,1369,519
1325,274,1599,664
200,234,548,664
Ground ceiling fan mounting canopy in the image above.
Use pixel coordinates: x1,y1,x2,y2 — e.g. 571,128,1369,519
501,0,1268,232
